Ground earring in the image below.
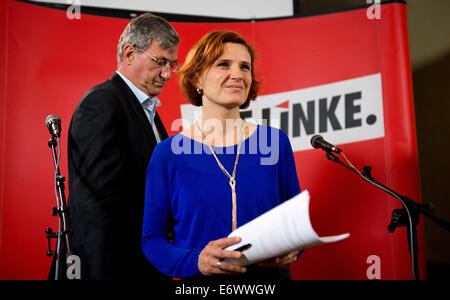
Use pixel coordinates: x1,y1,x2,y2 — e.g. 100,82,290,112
196,88,202,95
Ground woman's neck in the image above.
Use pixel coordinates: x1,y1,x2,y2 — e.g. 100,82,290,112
181,99,257,147
199,116,243,147
195,99,242,145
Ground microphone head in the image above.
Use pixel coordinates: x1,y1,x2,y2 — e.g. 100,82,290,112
310,134,323,149
45,114,61,127
45,114,61,138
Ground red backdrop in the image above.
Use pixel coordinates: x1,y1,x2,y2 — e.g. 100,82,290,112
0,0,425,279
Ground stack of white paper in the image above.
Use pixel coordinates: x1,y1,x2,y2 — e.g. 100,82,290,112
225,190,350,266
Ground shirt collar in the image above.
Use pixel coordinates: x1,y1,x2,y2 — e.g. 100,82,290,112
115,71,161,107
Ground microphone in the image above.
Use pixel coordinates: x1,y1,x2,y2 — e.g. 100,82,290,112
45,115,61,138
310,135,342,154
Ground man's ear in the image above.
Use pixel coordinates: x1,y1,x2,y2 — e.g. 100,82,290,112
122,44,136,65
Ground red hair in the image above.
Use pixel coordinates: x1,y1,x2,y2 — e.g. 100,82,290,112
177,31,259,109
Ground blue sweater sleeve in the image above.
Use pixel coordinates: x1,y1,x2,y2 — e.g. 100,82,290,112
141,142,203,278
279,129,301,200
278,129,303,259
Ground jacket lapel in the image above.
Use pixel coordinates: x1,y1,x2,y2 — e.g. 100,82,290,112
154,112,168,140
109,73,159,145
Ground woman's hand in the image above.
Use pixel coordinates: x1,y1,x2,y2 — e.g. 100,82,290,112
257,250,300,268
198,236,247,276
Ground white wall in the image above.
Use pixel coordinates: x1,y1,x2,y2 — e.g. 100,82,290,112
32,0,294,19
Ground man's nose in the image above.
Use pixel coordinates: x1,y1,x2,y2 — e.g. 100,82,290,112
160,64,172,81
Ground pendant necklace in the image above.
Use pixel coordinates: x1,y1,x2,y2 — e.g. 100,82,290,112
196,119,245,231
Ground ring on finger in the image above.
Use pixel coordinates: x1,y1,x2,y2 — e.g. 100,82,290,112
216,260,222,269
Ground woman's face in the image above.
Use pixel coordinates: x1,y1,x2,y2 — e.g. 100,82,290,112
197,42,252,109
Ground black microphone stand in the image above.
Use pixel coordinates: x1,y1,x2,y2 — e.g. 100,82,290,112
45,135,74,280
324,151,450,280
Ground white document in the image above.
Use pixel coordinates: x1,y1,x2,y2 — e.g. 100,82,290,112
225,190,350,266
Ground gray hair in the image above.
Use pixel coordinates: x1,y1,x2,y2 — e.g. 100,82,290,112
117,13,179,65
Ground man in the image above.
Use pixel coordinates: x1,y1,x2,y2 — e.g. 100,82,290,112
67,13,179,280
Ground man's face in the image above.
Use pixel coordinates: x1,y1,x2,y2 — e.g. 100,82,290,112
130,41,178,98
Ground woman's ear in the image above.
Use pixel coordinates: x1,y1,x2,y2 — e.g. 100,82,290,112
195,74,203,91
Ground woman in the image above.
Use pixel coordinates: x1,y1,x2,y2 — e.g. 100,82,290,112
141,31,301,279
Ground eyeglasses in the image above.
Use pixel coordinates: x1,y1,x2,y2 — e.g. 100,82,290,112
142,51,179,72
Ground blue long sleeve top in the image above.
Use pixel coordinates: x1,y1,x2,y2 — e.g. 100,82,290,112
141,125,301,278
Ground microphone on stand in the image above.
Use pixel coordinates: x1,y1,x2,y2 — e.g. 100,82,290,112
43,114,76,279
45,115,62,138
310,134,342,154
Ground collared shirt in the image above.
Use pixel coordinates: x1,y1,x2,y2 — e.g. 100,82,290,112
116,71,162,143
115,71,161,122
